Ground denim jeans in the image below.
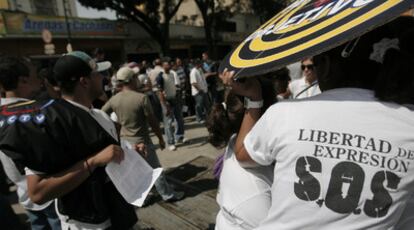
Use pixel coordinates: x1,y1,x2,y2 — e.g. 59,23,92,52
141,140,176,201
161,99,176,145
173,97,185,140
193,92,210,122
26,202,61,230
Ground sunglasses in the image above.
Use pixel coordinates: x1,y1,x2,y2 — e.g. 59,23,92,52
301,64,315,71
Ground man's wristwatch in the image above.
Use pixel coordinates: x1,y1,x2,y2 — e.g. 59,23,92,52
244,97,264,109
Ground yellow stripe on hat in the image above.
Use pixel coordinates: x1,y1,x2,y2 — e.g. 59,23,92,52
229,0,402,69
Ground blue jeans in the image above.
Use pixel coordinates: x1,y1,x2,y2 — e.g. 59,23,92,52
193,92,210,122
139,140,176,201
173,98,185,140
26,202,61,230
162,100,176,145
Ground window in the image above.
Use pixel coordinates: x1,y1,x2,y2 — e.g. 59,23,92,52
32,0,56,15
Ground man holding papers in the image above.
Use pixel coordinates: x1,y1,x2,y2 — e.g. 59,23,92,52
0,51,138,229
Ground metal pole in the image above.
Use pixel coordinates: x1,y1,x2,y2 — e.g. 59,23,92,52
62,0,72,51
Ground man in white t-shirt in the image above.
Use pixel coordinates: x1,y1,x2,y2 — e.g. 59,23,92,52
219,18,414,230
190,59,210,123
0,57,61,230
287,57,321,99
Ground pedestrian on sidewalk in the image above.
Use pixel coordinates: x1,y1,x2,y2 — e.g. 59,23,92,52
102,66,185,202
156,59,186,151
173,58,188,144
190,59,210,124
148,59,164,122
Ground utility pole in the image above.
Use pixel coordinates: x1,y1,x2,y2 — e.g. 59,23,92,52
62,0,73,52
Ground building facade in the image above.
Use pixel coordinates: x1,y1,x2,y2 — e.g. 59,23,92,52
0,0,262,65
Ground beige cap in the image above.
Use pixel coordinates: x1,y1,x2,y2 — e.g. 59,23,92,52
116,67,134,82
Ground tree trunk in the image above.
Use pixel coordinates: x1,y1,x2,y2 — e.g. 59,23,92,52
159,20,171,57
202,13,215,58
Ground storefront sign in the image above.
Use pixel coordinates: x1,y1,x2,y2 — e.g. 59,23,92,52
2,11,125,36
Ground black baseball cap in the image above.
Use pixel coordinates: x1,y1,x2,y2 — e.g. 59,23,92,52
53,51,111,83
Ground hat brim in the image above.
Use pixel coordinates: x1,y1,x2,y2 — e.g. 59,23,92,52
96,61,112,72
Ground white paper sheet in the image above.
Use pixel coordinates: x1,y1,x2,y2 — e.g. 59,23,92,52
105,140,162,207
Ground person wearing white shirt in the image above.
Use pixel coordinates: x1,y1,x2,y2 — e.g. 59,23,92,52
206,87,275,230
190,59,210,123
287,58,321,99
219,17,414,230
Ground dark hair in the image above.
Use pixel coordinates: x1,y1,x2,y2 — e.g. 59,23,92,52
38,67,57,86
139,67,147,75
92,48,105,57
267,68,291,95
315,17,414,92
193,58,202,65
375,27,414,104
206,78,277,148
53,55,92,94
0,56,30,91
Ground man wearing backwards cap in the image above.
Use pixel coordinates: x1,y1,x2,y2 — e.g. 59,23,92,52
2,51,138,229
102,67,185,202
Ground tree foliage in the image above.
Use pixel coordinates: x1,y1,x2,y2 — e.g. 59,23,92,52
78,0,185,55
251,0,289,23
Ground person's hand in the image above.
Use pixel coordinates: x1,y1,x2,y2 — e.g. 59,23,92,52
134,143,147,158
219,69,262,100
159,138,166,150
89,144,124,168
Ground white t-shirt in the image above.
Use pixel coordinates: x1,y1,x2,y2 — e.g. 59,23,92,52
26,100,119,230
244,88,414,230
190,67,208,96
288,77,321,99
216,135,273,230
148,65,163,91
0,97,54,211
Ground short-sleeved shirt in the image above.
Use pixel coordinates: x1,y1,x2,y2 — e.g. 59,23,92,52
156,70,177,99
216,135,273,229
190,67,208,96
148,66,163,91
244,88,414,230
288,77,321,99
0,97,53,211
175,67,187,90
26,99,120,230
102,90,153,144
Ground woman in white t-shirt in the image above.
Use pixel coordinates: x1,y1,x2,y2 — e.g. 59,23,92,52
206,79,276,230
219,17,414,230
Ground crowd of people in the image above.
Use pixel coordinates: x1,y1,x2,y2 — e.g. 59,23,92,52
0,14,414,230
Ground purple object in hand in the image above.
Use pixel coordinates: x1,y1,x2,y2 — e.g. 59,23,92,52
213,153,225,180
